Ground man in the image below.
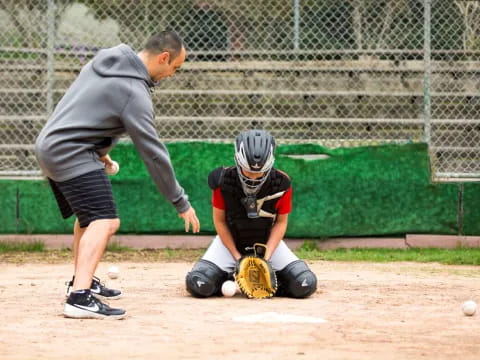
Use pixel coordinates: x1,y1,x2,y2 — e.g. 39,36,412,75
185,129,317,298
35,31,200,320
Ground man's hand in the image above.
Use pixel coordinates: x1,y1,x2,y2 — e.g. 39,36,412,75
98,154,112,164
99,154,119,175
179,207,200,233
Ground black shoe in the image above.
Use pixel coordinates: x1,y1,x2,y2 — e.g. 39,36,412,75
91,276,123,300
63,289,126,320
66,276,123,300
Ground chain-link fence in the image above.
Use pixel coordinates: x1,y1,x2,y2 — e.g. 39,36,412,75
0,0,479,179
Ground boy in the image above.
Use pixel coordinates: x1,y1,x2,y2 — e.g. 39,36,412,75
186,129,317,298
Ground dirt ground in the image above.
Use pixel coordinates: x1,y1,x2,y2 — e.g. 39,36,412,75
1,260,480,360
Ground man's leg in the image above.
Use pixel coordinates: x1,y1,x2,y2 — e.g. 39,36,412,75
73,217,85,272
68,217,123,299
64,218,125,319
49,170,125,318
73,218,120,291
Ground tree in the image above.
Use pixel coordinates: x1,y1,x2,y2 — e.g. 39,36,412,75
79,0,293,52
0,0,75,47
454,0,480,50
348,0,422,51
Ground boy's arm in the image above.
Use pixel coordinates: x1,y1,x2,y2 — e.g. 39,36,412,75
213,207,242,261
264,213,288,261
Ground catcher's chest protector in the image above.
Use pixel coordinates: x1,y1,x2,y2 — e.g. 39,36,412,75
219,167,290,254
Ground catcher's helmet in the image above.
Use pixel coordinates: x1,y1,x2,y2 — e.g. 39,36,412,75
234,129,275,194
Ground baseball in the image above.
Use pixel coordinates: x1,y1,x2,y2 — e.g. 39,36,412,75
107,265,120,279
462,300,477,316
105,160,119,175
221,280,237,297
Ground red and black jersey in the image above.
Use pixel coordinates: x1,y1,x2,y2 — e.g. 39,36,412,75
208,166,292,254
212,187,292,214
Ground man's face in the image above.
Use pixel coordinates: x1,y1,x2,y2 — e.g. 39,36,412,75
152,46,186,81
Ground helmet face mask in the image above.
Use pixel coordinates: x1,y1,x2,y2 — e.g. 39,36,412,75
237,168,268,194
234,129,275,195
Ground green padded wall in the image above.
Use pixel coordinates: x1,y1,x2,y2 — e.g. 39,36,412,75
461,183,480,235
0,142,473,237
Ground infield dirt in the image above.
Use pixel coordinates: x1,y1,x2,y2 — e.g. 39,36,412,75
1,260,480,360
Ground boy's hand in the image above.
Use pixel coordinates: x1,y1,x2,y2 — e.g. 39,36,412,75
235,246,278,299
179,207,200,233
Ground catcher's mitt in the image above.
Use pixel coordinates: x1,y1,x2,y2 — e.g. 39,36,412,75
235,243,277,299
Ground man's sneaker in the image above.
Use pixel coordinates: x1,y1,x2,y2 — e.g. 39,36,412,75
66,276,122,300
63,289,126,320
90,276,122,300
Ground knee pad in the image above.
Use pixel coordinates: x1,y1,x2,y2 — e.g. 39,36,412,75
185,259,229,298
276,260,317,298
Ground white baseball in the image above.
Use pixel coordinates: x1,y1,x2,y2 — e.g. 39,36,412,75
107,265,120,279
221,280,237,297
462,300,477,316
105,160,119,175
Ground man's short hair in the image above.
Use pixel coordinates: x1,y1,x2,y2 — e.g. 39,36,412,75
143,31,184,62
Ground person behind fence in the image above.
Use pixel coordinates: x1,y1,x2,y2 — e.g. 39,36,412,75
35,31,200,320
185,129,317,298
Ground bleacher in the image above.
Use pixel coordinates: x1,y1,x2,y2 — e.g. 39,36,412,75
1,56,480,176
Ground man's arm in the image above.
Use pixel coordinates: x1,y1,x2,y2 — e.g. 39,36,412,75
213,207,242,261
264,213,288,260
119,82,199,232
121,83,190,214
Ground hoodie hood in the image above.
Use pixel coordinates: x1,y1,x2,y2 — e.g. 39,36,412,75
92,44,154,87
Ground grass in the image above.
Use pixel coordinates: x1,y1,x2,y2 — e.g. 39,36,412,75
0,241,45,252
295,240,480,265
105,241,133,252
1,240,480,265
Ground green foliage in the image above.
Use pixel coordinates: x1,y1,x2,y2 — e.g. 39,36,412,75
2,0,470,54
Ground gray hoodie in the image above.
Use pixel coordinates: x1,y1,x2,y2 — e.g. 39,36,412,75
35,44,190,213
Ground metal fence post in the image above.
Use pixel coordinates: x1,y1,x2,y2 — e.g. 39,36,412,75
423,0,432,145
46,0,56,116
293,0,300,50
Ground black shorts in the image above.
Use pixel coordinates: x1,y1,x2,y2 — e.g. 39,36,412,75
48,169,118,228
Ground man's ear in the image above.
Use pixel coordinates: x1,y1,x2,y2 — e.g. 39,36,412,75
157,51,170,65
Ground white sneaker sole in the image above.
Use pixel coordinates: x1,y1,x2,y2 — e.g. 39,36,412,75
63,304,126,320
